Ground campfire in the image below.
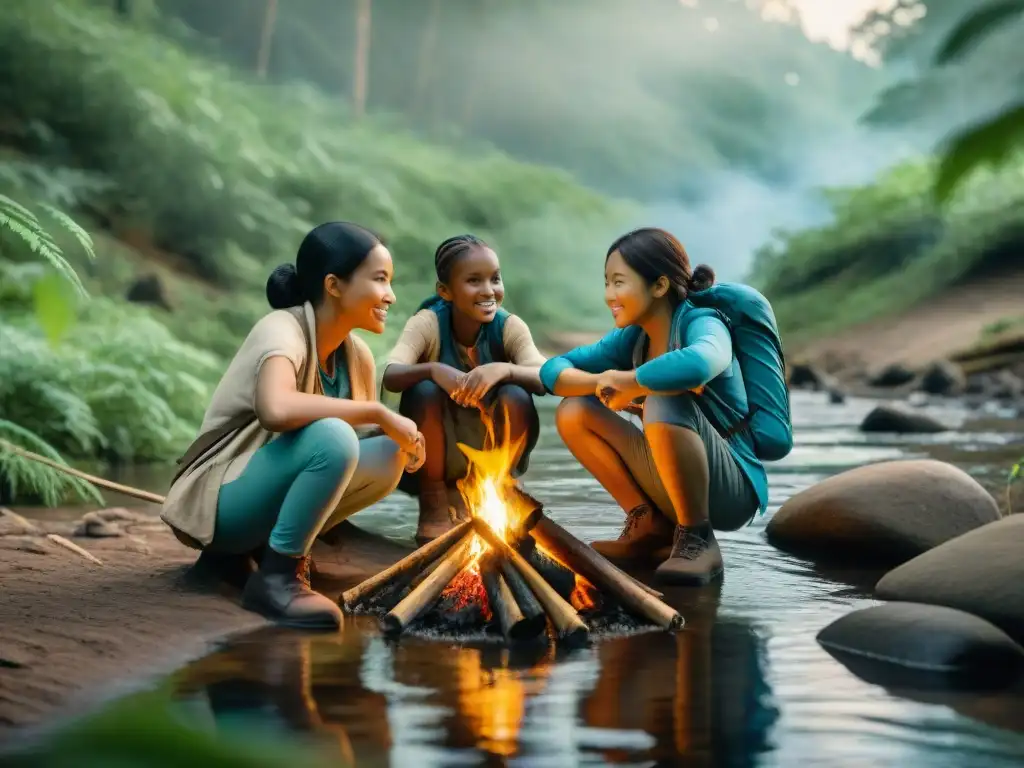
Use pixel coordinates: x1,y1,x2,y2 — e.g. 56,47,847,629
341,410,685,646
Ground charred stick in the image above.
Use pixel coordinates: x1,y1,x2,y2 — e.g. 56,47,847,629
531,516,683,631
480,554,545,642
379,533,477,635
342,520,473,609
497,558,546,629
471,518,588,645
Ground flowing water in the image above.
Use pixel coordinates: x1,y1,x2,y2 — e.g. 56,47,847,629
166,392,1024,767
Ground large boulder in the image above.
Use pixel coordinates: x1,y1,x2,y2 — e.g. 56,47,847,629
876,515,1024,641
860,404,947,434
766,459,1000,564
817,602,1024,683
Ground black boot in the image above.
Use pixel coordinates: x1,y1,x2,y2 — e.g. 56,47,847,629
241,548,342,630
186,550,257,591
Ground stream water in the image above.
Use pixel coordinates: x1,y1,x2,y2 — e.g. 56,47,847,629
164,392,1024,767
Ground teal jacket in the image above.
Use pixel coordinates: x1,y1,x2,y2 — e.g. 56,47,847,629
539,302,768,513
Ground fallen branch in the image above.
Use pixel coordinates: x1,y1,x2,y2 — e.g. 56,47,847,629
0,438,166,505
46,533,103,565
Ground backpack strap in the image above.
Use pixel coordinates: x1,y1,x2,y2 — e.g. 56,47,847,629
170,412,256,486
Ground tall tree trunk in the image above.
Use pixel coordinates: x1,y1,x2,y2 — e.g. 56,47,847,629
410,0,442,115
256,0,279,79
352,0,372,119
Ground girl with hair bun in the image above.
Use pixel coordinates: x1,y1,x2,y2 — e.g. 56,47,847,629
540,227,780,587
381,234,547,544
161,221,425,630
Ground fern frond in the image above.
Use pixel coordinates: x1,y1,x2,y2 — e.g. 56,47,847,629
39,203,97,260
0,194,88,297
0,421,103,506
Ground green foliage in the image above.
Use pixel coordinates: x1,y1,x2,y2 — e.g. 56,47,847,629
0,193,92,302
0,297,220,464
934,0,1024,64
858,0,1024,202
752,156,1024,341
935,105,1024,202
0,0,627,345
156,0,888,201
0,428,102,506
0,688,340,768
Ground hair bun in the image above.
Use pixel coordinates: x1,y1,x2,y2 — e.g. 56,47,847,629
689,264,716,293
266,263,304,309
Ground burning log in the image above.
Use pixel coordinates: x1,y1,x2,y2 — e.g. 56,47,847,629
471,518,589,645
380,533,477,636
480,554,546,642
531,516,684,631
531,516,664,600
517,535,576,600
342,520,473,609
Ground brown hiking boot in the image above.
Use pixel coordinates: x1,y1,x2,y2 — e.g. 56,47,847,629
590,504,676,564
241,549,342,630
654,523,724,586
415,481,458,545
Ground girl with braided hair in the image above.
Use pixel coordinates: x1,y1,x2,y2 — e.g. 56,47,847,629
382,235,547,544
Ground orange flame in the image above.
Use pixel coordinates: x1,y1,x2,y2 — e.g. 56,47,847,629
455,402,531,565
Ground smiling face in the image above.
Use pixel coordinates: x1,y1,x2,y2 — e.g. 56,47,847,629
437,245,504,324
324,243,396,334
604,249,666,328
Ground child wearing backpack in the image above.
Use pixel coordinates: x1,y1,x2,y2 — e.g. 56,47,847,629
382,234,548,545
540,227,792,586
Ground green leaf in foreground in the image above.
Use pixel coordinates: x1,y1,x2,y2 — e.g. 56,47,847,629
934,102,1024,203
935,0,1024,65
0,689,341,768
33,270,78,346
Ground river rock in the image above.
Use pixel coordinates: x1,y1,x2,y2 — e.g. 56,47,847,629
788,362,828,391
868,363,916,388
919,360,966,396
765,459,1000,564
74,511,123,538
990,370,1024,400
859,404,947,434
876,515,1024,641
817,602,1024,680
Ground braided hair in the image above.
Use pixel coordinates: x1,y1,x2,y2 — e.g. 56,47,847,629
417,234,490,311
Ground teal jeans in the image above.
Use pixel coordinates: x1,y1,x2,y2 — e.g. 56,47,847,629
209,418,405,557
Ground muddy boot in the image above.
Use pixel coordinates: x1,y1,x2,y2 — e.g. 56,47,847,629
654,523,724,586
416,481,458,545
241,548,342,630
185,550,257,591
590,504,676,564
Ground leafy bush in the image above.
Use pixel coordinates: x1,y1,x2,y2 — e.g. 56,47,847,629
752,156,1024,341
0,0,629,345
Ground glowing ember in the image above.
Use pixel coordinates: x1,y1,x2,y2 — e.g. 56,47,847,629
570,575,600,612
442,568,491,618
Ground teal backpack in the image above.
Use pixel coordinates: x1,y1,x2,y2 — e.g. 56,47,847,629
686,282,793,462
